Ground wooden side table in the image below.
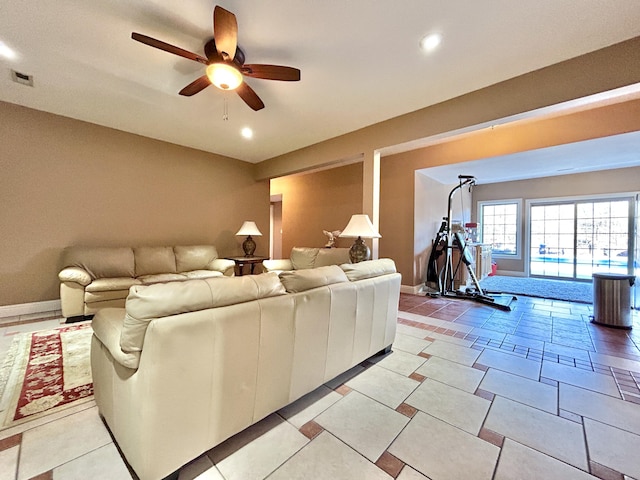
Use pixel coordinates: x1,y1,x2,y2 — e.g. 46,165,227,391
225,256,269,276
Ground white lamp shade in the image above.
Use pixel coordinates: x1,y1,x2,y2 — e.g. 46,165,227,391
339,214,381,238
236,221,262,236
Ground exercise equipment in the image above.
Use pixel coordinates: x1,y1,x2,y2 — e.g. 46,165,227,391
425,175,516,311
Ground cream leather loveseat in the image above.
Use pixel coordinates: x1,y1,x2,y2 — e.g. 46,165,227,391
261,246,351,273
58,245,235,320
90,259,401,480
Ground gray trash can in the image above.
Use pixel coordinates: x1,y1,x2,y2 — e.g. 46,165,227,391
592,273,636,329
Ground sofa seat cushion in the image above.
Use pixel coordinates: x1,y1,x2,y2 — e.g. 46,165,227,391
134,246,177,276
92,308,140,369
85,277,140,292
183,270,224,279
120,273,286,355
279,265,348,293
340,258,397,281
85,290,130,304
138,273,187,285
85,298,129,315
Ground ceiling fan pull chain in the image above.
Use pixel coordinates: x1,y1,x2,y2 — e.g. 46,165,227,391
223,96,229,121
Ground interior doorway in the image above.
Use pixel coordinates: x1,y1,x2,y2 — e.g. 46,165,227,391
270,194,283,260
635,193,639,308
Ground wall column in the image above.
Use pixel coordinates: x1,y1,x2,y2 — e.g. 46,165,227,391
362,150,381,259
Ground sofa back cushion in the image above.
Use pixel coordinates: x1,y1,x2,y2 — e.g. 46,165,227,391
290,247,319,270
120,273,286,353
340,258,397,281
61,246,135,279
315,248,351,267
279,265,348,293
134,246,177,277
174,245,219,272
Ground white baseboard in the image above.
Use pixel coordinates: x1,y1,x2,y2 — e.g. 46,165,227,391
494,270,527,277
0,299,61,318
401,284,426,295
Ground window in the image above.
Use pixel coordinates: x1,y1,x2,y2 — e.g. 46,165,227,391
479,200,521,257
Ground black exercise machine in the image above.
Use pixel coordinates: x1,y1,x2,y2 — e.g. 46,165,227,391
425,175,516,311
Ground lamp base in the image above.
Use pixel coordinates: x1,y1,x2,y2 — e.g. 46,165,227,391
242,235,256,257
349,237,370,263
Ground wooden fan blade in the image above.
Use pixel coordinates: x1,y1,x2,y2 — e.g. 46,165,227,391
179,76,211,96
242,64,301,81
213,6,237,61
132,33,208,64
236,82,265,111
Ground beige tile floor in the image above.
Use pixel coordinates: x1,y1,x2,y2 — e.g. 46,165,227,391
2,293,640,480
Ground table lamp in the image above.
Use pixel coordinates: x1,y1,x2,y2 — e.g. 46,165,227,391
236,221,262,257
339,214,381,263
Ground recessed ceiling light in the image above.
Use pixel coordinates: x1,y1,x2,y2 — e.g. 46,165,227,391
420,33,441,53
0,41,17,60
241,127,253,139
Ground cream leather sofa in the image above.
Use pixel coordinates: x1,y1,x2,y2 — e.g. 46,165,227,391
261,246,351,273
91,259,401,480
58,245,235,320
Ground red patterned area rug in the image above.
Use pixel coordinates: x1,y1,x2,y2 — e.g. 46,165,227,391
0,322,93,430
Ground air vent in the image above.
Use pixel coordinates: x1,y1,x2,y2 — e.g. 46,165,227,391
11,70,34,87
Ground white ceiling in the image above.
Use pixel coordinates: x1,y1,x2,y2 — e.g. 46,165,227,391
2,1,640,163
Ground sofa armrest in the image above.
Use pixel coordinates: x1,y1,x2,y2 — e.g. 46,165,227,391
262,259,293,273
60,282,86,319
92,308,141,370
208,258,236,276
58,267,92,286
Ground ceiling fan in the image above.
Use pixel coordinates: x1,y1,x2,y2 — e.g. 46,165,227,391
131,5,300,111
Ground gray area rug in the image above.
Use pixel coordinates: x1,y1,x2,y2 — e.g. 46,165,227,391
480,275,593,304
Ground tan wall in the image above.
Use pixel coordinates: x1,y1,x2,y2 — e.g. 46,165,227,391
0,101,269,306
380,100,640,286
270,163,363,257
472,166,640,274
255,37,640,180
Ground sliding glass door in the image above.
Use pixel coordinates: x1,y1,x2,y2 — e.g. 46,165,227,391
575,200,630,279
529,197,633,280
530,203,575,277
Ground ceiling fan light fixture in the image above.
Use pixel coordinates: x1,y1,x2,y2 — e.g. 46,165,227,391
206,63,243,90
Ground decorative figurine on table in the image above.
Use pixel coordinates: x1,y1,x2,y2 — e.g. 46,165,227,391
323,230,341,248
